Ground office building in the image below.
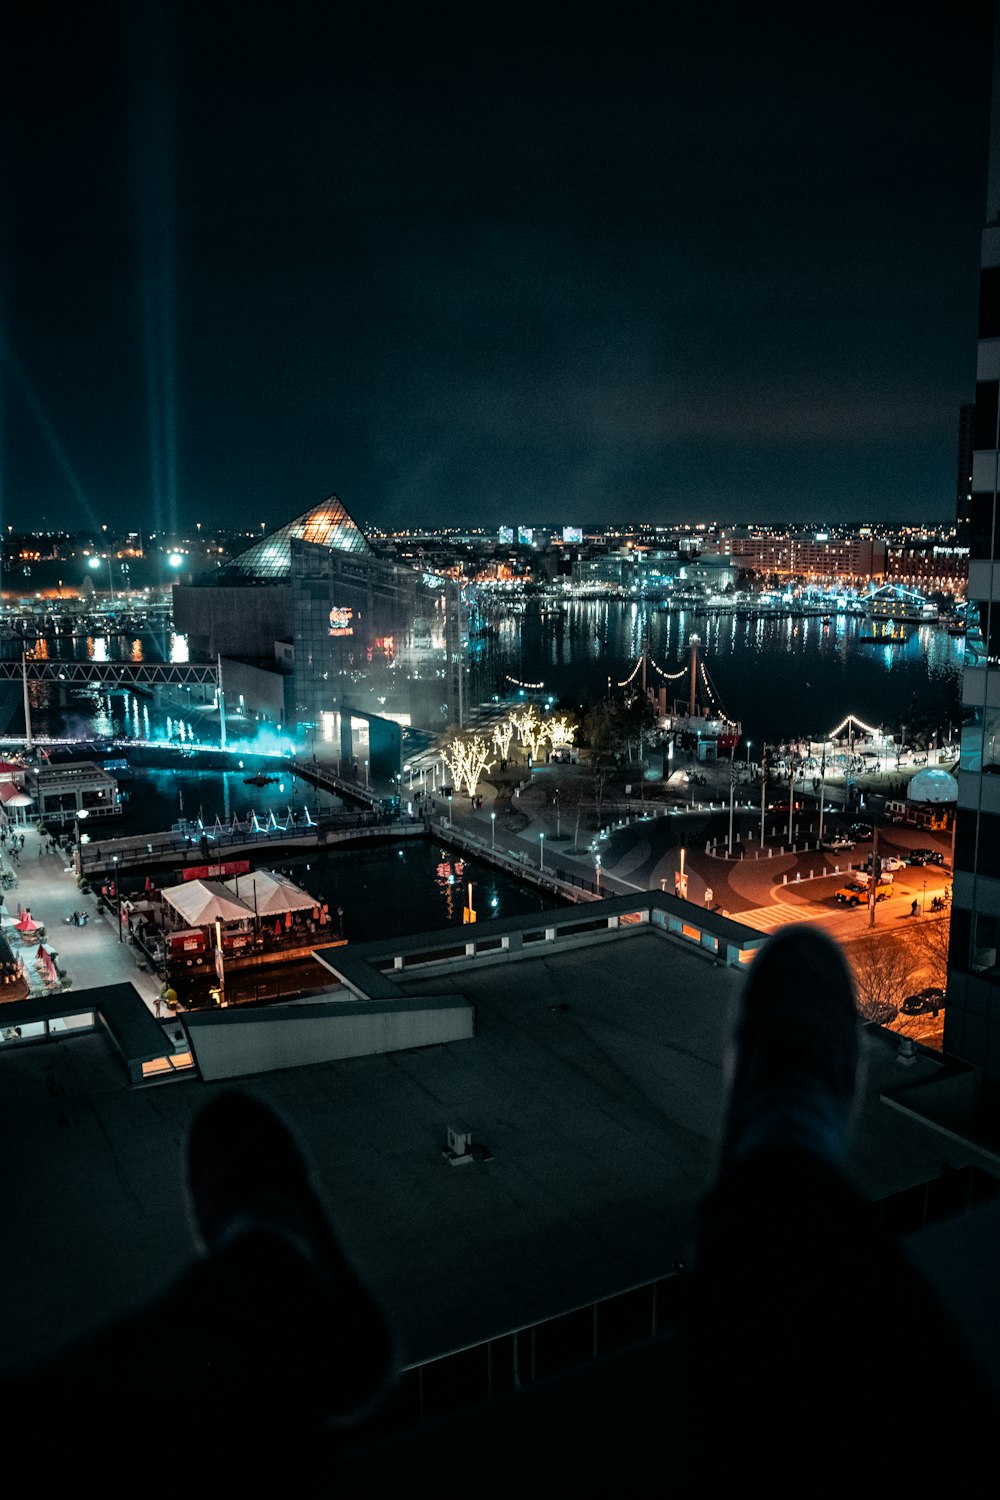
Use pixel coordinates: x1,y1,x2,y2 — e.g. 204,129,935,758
949,18,1000,1129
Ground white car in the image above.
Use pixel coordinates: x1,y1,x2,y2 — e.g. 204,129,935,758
867,854,904,873
820,834,855,852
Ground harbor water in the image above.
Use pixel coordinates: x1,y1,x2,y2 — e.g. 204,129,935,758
5,601,964,750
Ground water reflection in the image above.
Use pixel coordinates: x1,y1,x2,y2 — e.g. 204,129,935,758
3,602,967,747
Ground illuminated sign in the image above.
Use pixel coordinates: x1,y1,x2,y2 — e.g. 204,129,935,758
498,526,514,545
518,526,533,545
562,526,583,544
329,606,354,637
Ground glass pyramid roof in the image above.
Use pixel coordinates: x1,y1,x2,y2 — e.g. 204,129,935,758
219,496,373,580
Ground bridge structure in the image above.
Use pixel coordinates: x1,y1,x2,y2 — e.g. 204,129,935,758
0,653,227,750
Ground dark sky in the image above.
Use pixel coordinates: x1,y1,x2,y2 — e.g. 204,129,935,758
1,3,995,535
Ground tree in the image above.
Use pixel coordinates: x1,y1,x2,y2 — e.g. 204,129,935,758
907,913,951,987
582,703,618,758
544,713,578,750
492,718,515,762
441,733,495,798
846,932,922,1024
592,765,607,831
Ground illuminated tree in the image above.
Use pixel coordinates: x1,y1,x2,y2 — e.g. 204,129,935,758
441,734,495,799
492,718,515,761
459,734,495,798
545,714,577,749
441,738,469,791
520,716,551,762
510,705,539,746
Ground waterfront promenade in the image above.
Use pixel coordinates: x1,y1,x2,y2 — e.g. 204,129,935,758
2,824,161,1013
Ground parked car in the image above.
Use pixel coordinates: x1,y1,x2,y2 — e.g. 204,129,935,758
907,848,945,867
866,854,905,873
849,823,874,841
820,834,855,851
901,987,946,1016
867,1001,899,1026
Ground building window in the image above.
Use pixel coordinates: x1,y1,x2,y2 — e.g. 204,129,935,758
955,808,977,873
971,912,1000,978
967,602,988,667
968,493,996,560
974,381,999,449
960,707,1000,774
979,267,1000,339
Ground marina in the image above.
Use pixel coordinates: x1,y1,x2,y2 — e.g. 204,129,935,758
0,590,966,1019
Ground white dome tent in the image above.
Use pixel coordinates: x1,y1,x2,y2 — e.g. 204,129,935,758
908,768,958,805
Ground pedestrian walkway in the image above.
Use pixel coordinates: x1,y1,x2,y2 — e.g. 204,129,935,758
737,897,828,933
0,823,162,1013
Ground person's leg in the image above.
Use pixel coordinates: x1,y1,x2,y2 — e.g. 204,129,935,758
6,1092,396,1493
689,926,997,1489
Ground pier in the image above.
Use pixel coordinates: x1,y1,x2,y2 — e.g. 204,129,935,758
75,808,425,878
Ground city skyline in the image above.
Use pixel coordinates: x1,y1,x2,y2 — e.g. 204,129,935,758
1,5,994,536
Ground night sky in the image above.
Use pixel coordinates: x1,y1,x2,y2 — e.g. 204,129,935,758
1,3,995,536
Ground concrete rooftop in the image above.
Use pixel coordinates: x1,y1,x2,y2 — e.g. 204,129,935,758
5,923,1000,1387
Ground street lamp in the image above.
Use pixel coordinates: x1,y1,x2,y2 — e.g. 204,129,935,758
72,807,89,874
447,793,453,827
539,831,545,870
595,853,602,893
491,811,496,849
745,740,752,769
112,853,122,942
88,554,115,603
364,759,369,788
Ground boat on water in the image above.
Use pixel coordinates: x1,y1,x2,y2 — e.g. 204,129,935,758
243,773,279,787
656,633,741,757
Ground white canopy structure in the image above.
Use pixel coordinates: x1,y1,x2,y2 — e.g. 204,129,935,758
160,879,255,928
222,868,316,917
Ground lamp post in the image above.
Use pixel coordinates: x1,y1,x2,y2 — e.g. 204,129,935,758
491,811,496,849
73,807,89,876
88,554,115,604
759,753,767,849
539,831,545,871
447,793,453,827
595,853,602,893
364,759,369,789
113,854,123,942
727,749,736,852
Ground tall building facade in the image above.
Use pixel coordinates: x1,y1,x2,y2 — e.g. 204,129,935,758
947,16,1000,1127
173,495,468,741
957,401,976,542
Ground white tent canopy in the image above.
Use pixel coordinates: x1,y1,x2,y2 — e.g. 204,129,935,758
908,768,959,805
160,879,255,928
222,868,316,916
